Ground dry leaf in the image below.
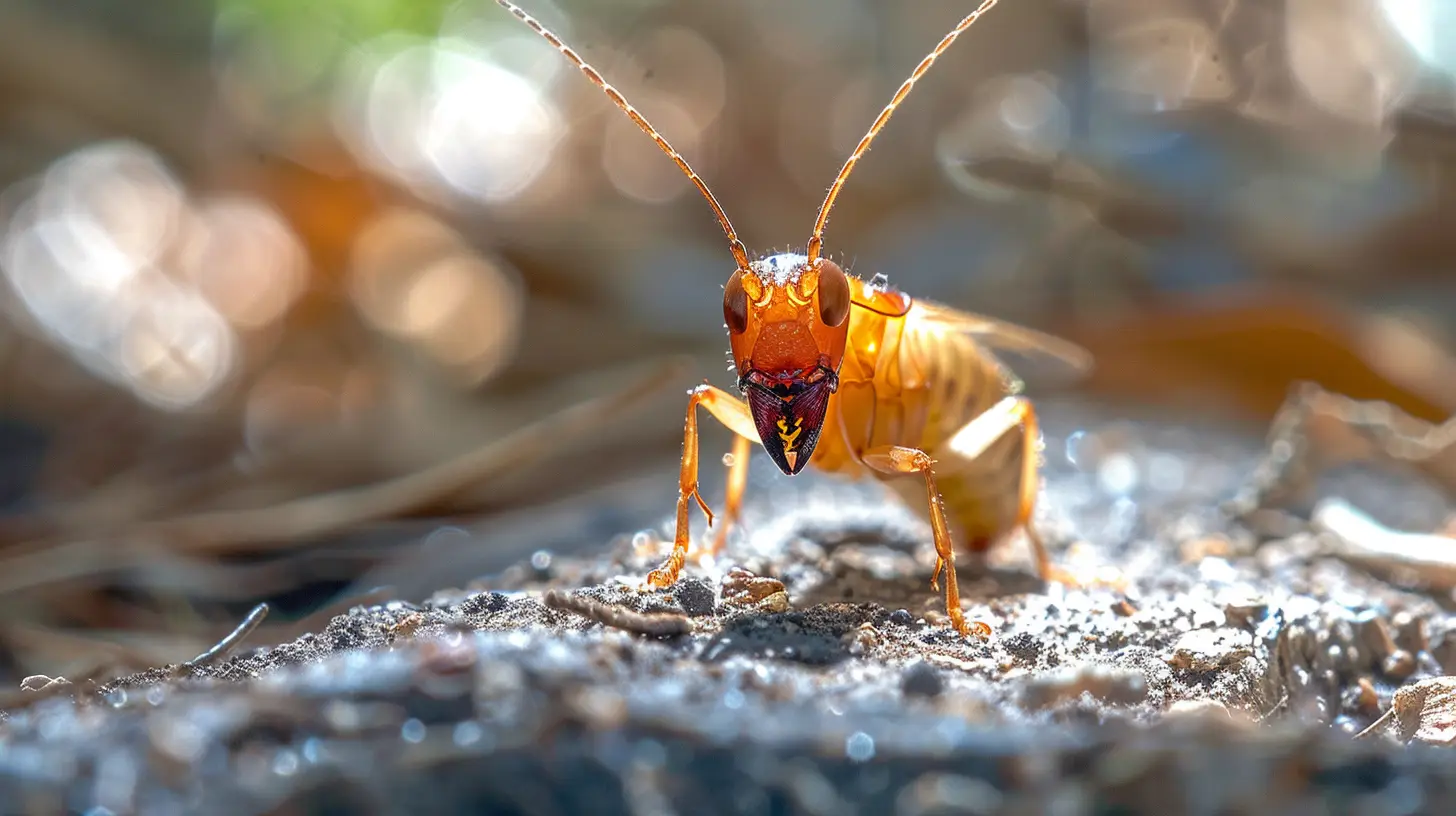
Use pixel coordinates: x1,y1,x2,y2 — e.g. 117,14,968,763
1355,676,1456,744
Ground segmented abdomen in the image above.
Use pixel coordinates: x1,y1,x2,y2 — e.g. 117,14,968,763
815,298,1029,552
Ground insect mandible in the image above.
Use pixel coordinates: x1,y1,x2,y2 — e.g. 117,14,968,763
495,0,1094,638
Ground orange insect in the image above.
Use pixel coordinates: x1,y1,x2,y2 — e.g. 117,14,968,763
496,0,1093,637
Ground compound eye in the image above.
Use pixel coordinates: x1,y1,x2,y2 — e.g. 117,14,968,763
816,260,851,327
723,269,749,334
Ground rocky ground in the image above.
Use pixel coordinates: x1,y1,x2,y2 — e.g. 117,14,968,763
2,398,1455,815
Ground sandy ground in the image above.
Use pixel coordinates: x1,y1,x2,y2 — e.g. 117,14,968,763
3,398,1455,815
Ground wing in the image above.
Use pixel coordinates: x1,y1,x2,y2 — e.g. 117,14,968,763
912,300,1093,389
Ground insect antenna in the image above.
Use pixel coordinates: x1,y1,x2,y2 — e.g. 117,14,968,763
494,0,751,270
805,0,1002,265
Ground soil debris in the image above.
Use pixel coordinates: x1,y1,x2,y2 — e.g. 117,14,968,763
0,398,1453,813
543,589,692,637
1356,676,1456,744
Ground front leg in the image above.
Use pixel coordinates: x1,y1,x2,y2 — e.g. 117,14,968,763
860,445,991,639
645,384,759,589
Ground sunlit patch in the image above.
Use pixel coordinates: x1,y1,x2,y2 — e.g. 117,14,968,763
0,141,286,410
335,35,564,206
349,207,523,386
1379,0,1456,76
1285,0,1421,130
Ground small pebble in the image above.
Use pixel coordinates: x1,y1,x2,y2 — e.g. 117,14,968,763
901,661,945,698
1384,650,1417,682
1356,677,1380,713
1222,598,1269,629
1393,612,1430,654
1355,615,1399,667
888,609,914,627
721,568,789,612
1166,628,1253,672
458,592,508,616
1002,632,1043,666
843,623,880,656
673,578,716,617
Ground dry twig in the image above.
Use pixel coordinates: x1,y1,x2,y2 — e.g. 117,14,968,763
543,590,691,638
180,603,269,670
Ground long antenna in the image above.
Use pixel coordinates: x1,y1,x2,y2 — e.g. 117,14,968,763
494,0,751,270
806,0,1002,265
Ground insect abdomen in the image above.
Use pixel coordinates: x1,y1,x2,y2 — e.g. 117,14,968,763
908,318,1027,550
815,286,1031,552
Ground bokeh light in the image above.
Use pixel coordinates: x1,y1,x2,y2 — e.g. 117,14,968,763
0,141,312,410
335,33,565,206
180,196,308,330
349,207,523,387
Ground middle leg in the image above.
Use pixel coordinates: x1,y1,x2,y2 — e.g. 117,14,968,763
860,445,990,638
709,433,753,556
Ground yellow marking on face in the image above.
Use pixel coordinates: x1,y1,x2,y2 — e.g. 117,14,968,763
776,416,804,452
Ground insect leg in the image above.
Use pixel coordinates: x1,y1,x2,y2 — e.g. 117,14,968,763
711,433,753,556
859,446,991,639
645,384,759,590
942,396,1084,587
1226,382,1456,519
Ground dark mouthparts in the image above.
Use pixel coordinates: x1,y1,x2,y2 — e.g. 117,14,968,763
738,365,838,398
740,366,838,476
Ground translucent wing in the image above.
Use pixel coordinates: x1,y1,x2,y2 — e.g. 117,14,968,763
913,300,1093,389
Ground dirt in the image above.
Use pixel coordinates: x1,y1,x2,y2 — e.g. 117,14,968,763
2,398,1455,815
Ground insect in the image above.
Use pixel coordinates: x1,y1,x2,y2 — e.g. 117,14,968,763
495,0,1093,637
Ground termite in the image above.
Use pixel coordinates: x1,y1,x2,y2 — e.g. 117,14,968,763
495,0,1093,638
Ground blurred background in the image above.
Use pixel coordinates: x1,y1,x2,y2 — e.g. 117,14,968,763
0,0,1454,687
